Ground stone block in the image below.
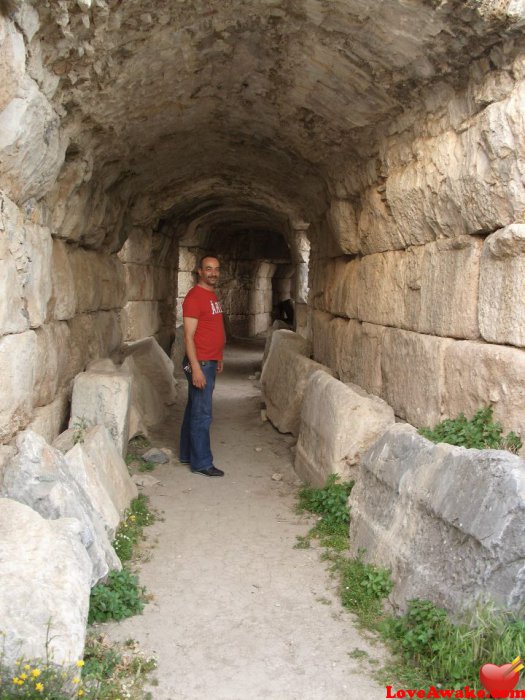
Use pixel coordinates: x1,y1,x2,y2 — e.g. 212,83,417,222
295,371,395,487
118,227,152,264
178,271,195,297
121,336,177,405
330,258,360,319
67,311,122,382
0,330,36,442
69,248,126,313
349,424,525,614
25,224,53,328
178,247,197,272
47,237,76,321
358,247,423,330
0,498,91,668
261,329,330,435
121,301,160,341
381,328,452,426
249,312,272,337
479,225,525,347
0,219,27,334
336,320,385,397
124,263,156,301
442,340,525,441
419,236,481,339
121,355,165,428
69,366,132,456
28,389,69,444
33,322,70,407
0,78,64,203
311,310,340,371
80,425,138,515
3,430,120,585
262,320,291,365
65,443,121,538
327,198,360,255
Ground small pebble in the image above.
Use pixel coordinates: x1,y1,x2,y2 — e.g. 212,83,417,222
272,473,283,481
255,446,263,452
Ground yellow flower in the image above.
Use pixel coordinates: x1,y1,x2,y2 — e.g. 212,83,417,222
76,659,85,667
12,677,19,684
20,673,27,680
78,691,85,697
35,682,44,692
73,676,80,684
24,664,31,671
31,669,41,678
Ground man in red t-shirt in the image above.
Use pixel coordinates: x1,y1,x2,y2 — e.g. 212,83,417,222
179,255,226,477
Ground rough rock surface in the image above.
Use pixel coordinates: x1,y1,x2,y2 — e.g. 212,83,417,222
295,372,395,487
2,430,120,585
121,354,165,429
79,424,138,516
69,363,132,456
65,442,121,537
120,336,177,406
0,498,92,668
349,424,525,614
261,329,331,436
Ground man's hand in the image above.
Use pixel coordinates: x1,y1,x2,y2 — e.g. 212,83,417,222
217,360,223,374
192,365,206,388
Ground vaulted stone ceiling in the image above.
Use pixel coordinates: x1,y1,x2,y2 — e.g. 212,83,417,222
4,0,525,243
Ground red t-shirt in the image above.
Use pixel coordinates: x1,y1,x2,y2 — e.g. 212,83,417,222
182,285,225,360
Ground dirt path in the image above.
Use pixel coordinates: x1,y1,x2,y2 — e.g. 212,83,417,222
104,340,389,700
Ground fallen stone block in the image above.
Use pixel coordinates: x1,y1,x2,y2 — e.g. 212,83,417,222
262,320,294,365
120,336,177,405
121,354,164,429
69,364,132,456
142,448,168,464
80,424,138,516
2,430,120,585
261,329,331,436
0,498,92,668
349,424,525,614
65,442,121,538
295,371,395,487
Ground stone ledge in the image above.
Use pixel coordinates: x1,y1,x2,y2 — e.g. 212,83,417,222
349,424,525,614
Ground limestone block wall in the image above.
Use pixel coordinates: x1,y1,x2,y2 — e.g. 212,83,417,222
0,192,126,445
311,49,525,441
118,226,177,353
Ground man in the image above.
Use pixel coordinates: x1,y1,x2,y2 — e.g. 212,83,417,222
179,255,225,477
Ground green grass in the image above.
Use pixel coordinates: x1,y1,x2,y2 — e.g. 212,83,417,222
296,474,354,551
88,569,146,624
295,475,525,691
113,495,155,563
419,406,522,453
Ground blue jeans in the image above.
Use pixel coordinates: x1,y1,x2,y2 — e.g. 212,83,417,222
179,360,218,471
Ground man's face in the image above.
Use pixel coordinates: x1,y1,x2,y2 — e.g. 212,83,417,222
198,257,220,287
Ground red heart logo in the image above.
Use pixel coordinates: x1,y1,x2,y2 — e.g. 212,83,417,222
480,663,520,698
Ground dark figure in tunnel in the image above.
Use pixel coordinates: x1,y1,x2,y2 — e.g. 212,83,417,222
179,255,226,477
277,298,294,326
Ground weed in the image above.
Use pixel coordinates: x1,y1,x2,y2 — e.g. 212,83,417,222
82,633,156,700
88,569,146,624
331,552,393,628
113,495,155,563
419,406,522,453
348,648,370,661
0,656,86,699
72,417,90,445
381,599,525,689
297,474,354,550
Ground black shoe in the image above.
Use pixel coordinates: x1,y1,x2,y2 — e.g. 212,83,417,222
191,467,224,477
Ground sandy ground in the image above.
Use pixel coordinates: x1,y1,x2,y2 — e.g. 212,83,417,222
103,339,390,700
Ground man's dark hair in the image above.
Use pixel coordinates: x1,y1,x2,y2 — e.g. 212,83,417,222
197,254,219,270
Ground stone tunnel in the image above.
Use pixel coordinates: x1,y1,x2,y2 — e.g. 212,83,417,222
3,0,525,676
2,0,525,447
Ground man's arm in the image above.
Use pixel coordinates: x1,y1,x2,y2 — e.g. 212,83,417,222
183,316,206,388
